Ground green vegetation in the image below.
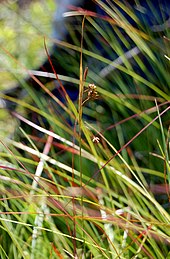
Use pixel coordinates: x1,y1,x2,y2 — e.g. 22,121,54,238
0,1,170,258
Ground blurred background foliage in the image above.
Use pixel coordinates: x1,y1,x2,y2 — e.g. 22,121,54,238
0,0,55,137
0,0,55,89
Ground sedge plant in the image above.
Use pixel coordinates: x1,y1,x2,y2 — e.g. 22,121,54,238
0,0,170,258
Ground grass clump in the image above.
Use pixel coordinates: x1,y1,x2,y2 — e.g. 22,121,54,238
0,0,170,258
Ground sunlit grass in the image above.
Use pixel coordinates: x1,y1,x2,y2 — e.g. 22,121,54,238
0,0,170,258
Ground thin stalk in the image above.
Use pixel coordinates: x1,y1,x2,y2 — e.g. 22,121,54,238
78,15,86,252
